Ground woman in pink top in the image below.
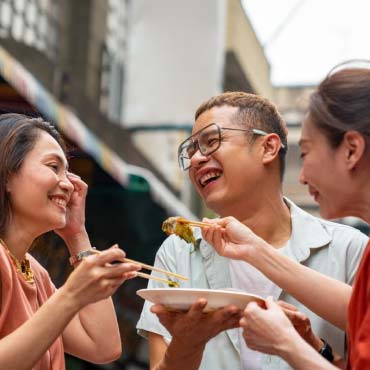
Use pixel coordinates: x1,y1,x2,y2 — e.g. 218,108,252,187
0,113,141,370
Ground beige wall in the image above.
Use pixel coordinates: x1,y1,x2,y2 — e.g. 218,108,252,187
226,0,273,99
274,86,319,215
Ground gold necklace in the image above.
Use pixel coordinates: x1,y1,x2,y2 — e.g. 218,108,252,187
0,239,35,283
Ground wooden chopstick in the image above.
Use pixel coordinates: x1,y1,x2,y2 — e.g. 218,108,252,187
177,217,210,228
136,271,179,287
90,249,188,281
124,258,188,281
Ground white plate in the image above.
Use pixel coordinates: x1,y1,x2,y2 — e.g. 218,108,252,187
136,288,265,312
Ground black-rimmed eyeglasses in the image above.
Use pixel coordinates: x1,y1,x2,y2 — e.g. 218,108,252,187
177,123,281,171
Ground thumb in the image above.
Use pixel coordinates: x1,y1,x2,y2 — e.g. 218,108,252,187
265,296,278,310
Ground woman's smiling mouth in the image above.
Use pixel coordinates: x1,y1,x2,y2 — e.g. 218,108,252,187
49,195,69,211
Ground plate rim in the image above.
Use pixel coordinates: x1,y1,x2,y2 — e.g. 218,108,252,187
136,287,265,302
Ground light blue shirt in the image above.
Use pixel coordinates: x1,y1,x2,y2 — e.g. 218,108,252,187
137,200,368,370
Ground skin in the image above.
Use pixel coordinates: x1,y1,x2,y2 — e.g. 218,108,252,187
299,115,370,220
201,117,370,369
0,130,141,370
149,300,241,370
148,106,292,370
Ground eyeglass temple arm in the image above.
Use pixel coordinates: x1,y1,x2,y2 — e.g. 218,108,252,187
252,129,286,149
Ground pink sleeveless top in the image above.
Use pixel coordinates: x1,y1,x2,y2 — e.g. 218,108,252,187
0,243,65,370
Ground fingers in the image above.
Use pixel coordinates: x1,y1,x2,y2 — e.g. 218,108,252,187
81,247,141,280
203,216,235,227
151,303,171,315
202,217,220,224
201,224,225,253
66,172,81,180
96,261,141,279
212,305,242,330
67,172,88,196
265,296,275,307
150,304,179,328
86,245,126,265
151,301,241,343
274,300,309,327
188,298,208,317
276,300,298,311
240,301,260,327
283,309,310,331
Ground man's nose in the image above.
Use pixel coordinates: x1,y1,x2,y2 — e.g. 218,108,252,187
190,147,210,168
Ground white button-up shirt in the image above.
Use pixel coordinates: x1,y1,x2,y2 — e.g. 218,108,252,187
137,199,368,370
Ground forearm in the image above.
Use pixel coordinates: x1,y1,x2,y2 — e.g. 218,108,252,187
63,233,121,359
281,335,340,370
74,298,121,357
0,288,79,370
251,244,351,329
154,339,204,370
63,230,92,256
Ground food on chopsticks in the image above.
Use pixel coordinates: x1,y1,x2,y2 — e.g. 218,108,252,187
136,272,180,288
162,217,197,245
162,217,210,252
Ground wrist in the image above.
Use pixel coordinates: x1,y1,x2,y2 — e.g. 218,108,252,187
54,285,83,314
63,230,90,253
279,331,307,363
249,238,274,267
309,333,324,352
170,336,206,355
69,247,97,266
318,338,334,363
166,337,205,365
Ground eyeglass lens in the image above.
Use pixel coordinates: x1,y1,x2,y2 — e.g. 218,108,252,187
179,124,221,170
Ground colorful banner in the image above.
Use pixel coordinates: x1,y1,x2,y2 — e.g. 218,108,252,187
0,45,196,219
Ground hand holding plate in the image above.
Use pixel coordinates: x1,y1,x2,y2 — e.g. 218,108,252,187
151,298,241,350
240,296,300,356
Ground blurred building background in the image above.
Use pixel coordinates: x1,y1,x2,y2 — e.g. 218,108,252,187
0,0,366,369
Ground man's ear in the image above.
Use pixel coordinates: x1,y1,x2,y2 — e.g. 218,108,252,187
261,133,282,164
342,131,366,170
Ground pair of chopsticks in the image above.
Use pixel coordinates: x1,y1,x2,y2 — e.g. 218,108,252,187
124,257,188,286
90,249,188,286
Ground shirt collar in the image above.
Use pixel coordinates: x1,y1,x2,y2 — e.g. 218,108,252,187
284,197,332,262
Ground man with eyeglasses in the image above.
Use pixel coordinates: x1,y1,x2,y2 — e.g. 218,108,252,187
137,92,367,370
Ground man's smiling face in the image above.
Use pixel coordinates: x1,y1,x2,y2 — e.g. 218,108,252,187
188,105,264,216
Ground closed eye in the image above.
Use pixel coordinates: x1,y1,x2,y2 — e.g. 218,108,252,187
47,163,59,172
207,138,218,145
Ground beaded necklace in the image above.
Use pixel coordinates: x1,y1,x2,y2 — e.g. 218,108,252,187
0,238,35,283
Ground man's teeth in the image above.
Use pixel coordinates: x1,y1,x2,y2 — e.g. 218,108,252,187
199,171,221,186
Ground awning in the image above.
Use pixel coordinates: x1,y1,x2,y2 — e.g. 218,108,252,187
0,45,197,219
